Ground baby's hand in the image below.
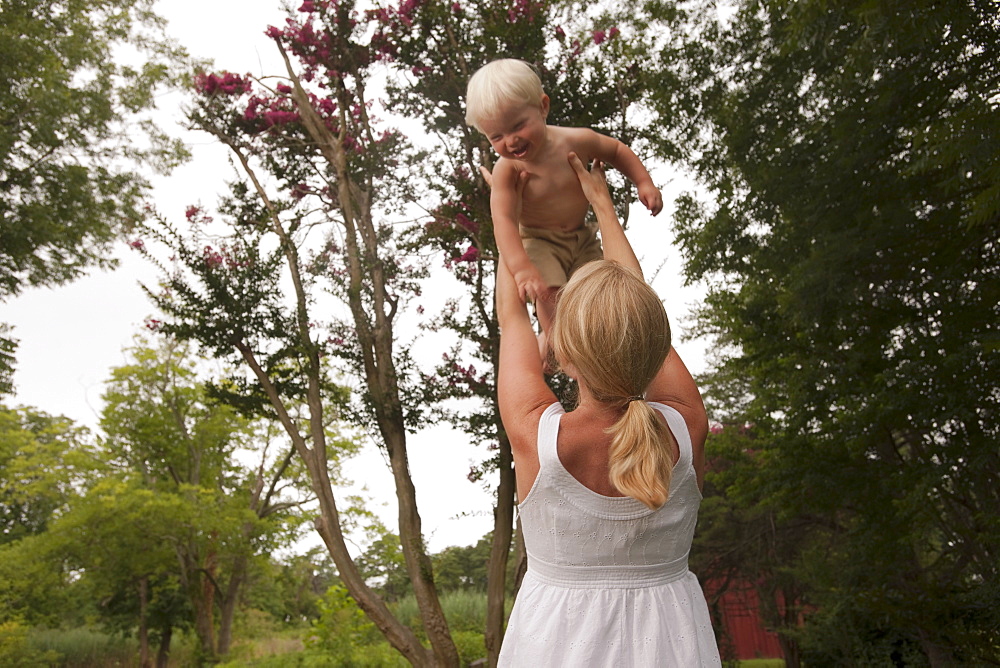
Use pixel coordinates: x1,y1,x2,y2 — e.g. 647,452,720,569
514,267,548,305
639,182,663,216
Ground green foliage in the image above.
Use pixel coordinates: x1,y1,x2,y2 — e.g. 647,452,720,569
307,585,387,663
0,405,97,544
0,621,59,668
0,340,308,662
0,406,100,627
92,339,306,658
242,550,339,627
430,532,520,597
303,587,491,666
0,535,82,626
451,630,487,666
657,0,1000,662
0,0,187,394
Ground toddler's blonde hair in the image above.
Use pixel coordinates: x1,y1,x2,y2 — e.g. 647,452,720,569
465,59,545,131
551,260,675,509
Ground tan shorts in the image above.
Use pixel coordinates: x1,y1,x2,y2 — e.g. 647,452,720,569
520,221,603,288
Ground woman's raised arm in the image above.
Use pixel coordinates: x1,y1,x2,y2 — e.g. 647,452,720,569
567,152,642,276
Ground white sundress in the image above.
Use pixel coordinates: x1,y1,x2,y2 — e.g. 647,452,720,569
498,402,722,667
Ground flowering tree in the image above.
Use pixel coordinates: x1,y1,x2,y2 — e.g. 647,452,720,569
137,0,662,664
374,0,661,659
138,2,456,661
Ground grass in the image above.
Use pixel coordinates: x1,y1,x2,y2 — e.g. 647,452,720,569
19,594,786,667
28,627,137,667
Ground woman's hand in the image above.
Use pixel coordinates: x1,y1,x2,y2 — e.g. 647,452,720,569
567,152,614,210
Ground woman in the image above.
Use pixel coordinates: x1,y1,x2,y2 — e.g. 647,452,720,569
496,153,721,665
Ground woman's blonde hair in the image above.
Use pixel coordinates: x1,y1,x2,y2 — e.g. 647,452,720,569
465,59,545,131
551,260,675,509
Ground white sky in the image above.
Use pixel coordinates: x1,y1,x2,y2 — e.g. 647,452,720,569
4,0,709,553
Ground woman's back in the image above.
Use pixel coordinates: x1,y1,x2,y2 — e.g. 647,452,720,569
498,401,720,666
555,402,680,498
519,402,700,577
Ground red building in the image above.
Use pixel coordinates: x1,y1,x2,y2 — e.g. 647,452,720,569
704,579,786,661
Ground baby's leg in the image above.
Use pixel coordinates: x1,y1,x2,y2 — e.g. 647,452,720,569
520,226,570,372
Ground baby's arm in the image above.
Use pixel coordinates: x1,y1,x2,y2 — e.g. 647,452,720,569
490,162,548,303
579,130,663,216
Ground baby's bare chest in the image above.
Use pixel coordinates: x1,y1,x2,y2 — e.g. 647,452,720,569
518,166,590,231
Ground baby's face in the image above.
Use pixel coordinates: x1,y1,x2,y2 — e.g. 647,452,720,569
479,98,549,163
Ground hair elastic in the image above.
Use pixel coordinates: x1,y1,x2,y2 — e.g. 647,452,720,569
626,396,644,403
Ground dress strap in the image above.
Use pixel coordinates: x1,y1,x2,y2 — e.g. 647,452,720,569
535,402,565,467
647,401,695,480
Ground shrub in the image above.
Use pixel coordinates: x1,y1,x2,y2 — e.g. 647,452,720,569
1,621,60,668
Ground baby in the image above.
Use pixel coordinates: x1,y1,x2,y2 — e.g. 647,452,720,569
465,58,662,336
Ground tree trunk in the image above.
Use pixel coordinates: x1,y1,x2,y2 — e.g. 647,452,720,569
778,635,801,668
386,422,459,667
189,554,217,660
484,433,515,667
156,625,172,668
311,463,436,666
919,629,956,668
778,582,802,668
138,577,151,668
233,338,435,666
217,555,246,656
512,518,528,596
286,52,458,667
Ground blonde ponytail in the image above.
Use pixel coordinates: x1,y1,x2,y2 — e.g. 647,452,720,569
551,260,674,509
607,401,675,509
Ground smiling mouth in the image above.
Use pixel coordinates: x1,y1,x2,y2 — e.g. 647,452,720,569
511,145,528,158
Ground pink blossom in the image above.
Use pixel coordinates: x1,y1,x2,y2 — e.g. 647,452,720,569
263,109,300,126
451,2,461,12
195,71,252,96
129,239,145,250
185,205,201,221
277,83,293,94
290,183,310,200
457,245,479,263
244,96,267,121
455,213,479,234
367,7,392,23
299,0,316,11
318,98,337,116
592,29,606,45
554,25,565,40
203,246,224,270
265,25,283,40
609,27,620,39
144,318,162,331
507,0,534,23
